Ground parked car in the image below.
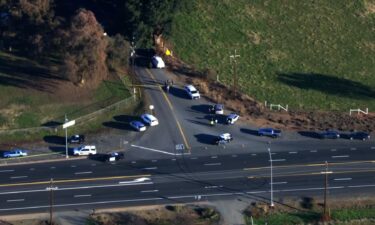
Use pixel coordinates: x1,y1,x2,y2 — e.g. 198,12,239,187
213,133,233,145
348,131,370,141
319,130,340,139
140,114,159,126
258,128,282,138
3,149,28,158
209,104,224,114
130,121,146,132
151,56,165,68
107,152,125,162
226,113,239,124
73,145,97,156
184,85,201,99
68,134,85,144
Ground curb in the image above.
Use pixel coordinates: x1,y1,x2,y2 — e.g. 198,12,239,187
0,156,85,167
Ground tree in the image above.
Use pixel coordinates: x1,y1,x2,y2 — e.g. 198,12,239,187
106,34,130,72
62,9,108,87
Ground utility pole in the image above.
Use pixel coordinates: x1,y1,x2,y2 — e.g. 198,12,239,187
322,161,331,222
229,49,240,97
46,178,57,225
65,114,68,159
267,146,274,207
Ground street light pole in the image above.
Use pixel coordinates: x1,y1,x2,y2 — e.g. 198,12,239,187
267,147,274,207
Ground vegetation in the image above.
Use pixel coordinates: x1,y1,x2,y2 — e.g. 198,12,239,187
168,0,375,111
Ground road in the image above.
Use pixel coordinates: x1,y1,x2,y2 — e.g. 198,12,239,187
0,61,375,216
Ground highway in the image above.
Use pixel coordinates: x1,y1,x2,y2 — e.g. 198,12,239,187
0,61,374,215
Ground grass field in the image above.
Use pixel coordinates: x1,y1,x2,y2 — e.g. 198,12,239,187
168,0,375,111
0,51,131,129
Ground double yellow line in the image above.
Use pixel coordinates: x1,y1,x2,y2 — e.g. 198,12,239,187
0,174,151,187
145,69,190,151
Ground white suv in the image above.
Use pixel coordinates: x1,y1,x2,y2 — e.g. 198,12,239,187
141,114,159,126
184,85,200,99
73,145,97,156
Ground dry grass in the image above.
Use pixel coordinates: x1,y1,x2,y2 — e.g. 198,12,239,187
363,0,375,15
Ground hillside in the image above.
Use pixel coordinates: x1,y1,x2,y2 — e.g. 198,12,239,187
167,0,375,111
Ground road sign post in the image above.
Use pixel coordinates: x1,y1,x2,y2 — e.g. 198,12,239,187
149,105,154,115
63,117,75,159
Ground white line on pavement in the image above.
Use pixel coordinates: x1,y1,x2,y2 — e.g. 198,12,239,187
29,168,35,171
310,150,317,153
0,170,14,173
232,155,237,157
141,190,159,193
334,178,352,181
331,149,337,152
350,148,357,151
348,184,375,188
71,165,76,168
190,157,198,160
151,160,157,162
211,156,218,159
131,161,136,164
143,167,158,170
251,154,257,156
204,163,221,166
50,167,55,169
272,182,288,185
332,155,349,158
270,159,286,162
10,176,27,179
74,195,91,198
371,146,375,149
131,144,189,156
74,171,92,175
204,185,223,189
7,199,24,202
288,152,297,154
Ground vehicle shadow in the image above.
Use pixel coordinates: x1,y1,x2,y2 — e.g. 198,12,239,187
43,135,65,145
113,115,139,123
88,153,108,162
169,87,189,99
186,119,211,127
190,104,211,114
102,121,132,131
204,115,227,124
298,131,321,139
48,146,73,155
240,128,259,136
194,134,217,145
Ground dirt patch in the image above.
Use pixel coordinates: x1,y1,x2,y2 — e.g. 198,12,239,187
363,0,375,16
88,205,220,225
158,45,375,133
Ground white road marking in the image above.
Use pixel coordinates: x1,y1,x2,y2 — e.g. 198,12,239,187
71,165,76,168
151,160,157,162
29,168,35,171
334,178,352,181
204,163,221,166
50,167,55,169
232,155,237,157
7,199,24,202
211,156,218,159
0,170,14,173
272,182,287,185
310,150,317,153
141,190,159,193
131,161,136,164
91,164,96,166
371,146,375,149
348,184,375,188
288,152,297,154
74,171,92,175
251,154,257,156
130,145,175,156
350,148,357,151
332,155,349,158
331,149,337,152
271,153,277,155
270,159,286,162
171,159,176,161
10,176,27,179
190,157,198,160
143,167,157,170
204,185,223,189
74,195,91,198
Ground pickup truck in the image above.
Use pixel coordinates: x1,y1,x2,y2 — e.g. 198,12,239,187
258,128,281,138
3,149,28,158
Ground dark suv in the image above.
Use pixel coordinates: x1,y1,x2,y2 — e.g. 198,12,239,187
68,134,85,144
319,131,340,139
348,132,370,141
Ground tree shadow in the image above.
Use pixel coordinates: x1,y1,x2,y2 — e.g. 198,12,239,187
43,135,65,145
298,131,321,139
194,134,217,145
277,72,375,99
41,121,63,128
240,128,259,136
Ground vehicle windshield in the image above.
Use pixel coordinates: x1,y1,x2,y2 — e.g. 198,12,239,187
191,90,197,94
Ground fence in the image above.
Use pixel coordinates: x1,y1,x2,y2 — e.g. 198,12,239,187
0,96,136,135
265,101,288,112
349,108,368,116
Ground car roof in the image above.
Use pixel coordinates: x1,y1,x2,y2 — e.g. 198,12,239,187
142,114,156,119
215,104,223,108
131,121,144,125
228,113,238,118
185,85,197,91
220,133,231,138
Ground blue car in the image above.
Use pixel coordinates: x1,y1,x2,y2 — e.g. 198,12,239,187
130,121,147,132
3,149,28,158
320,130,340,139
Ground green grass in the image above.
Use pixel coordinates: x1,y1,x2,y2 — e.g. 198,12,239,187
168,0,375,111
245,207,375,225
0,51,131,129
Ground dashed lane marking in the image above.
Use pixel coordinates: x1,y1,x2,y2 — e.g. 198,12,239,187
204,163,222,166
334,178,352,181
75,171,92,175
332,155,349,158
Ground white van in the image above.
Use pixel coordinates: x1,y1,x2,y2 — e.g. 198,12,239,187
73,145,97,156
151,56,165,68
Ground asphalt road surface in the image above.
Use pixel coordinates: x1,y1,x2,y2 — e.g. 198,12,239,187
1,62,375,215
